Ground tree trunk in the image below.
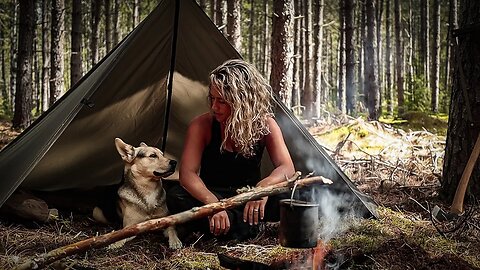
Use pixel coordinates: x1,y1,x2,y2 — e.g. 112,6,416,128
376,0,383,113
302,0,314,119
260,0,269,75
441,0,480,202
345,0,355,115
406,0,414,107
420,0,430,88
12,0,35,130
90,0,101,66
292,0,301,110
430,0,440,113
384,0,393,115
133,0,139,28
1,21,10,113
112,0,120,45
226,0,242,52
9,1,18,113
394,0,404,115
365,0,380,120
41,0,50,112
270,0,294,108
359,0,366,110
444,0,457,108
105,0,112,52
50,0,64,106
215,0,224,33
70,0,82,87
248,0,254,62
338,0,345,113
209,0,215,21
313,0,324,118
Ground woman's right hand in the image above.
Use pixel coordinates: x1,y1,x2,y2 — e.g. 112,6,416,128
208,210,230,236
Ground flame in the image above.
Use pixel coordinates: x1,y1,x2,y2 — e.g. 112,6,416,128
312,240,330,270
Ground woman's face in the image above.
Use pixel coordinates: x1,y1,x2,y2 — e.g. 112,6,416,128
209,85,231,123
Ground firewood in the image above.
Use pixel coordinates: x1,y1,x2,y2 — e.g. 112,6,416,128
14,172,332,270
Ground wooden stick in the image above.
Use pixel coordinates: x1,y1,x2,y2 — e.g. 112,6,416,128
14,173,332,270
450,133,480,214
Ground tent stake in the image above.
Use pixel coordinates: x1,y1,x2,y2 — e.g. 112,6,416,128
14,172,332,270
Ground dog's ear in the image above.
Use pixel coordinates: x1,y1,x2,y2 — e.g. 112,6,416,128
140,142,148,147
115,138,136,163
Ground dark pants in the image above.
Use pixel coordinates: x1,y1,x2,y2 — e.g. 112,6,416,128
165,183,287,240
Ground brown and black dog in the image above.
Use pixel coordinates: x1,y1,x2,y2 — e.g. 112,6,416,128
93,138,182,249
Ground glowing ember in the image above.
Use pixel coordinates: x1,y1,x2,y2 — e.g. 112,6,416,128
312,240,330,270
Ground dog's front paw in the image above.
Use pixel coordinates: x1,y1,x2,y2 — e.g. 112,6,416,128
107,239,127,250
106,236,135,250
169,235,183,249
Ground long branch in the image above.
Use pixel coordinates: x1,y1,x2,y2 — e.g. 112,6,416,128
15,173,332,270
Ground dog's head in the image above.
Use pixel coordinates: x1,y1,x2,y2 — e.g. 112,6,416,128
115,138,177,180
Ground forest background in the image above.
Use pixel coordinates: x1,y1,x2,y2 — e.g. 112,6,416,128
0,0,479,215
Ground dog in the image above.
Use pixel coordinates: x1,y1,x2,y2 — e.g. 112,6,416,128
93,138,182,249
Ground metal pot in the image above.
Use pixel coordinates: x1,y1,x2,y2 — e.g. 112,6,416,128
279,199,319,248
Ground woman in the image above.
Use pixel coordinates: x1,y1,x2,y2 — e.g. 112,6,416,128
167,59,295,239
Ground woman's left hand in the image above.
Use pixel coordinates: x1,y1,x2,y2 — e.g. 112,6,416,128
243,196,268,225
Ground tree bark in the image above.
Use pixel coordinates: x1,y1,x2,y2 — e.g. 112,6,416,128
422,0,430,88
41,0,50,112
430,0,440,113
105,0,112,52
302,0,314,119
394,0,404,115
384,0,393,115
270,0,294,108
292,0,301,110
248,0,254,62
50,0,64,106
90,0,101,66
133,0,139,28
1,18,10,113
227,0,242,52
441,1,480,202
12,0,35,130
70,0,82,87
9,1,18,113
112,0,120,45
359,0,366,110
14,174,333,270
338,0,345,113
345,0,355,115
365,0,380,120
313,0,324,118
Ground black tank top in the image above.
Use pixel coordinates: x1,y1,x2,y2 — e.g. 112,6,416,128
199,119,265,189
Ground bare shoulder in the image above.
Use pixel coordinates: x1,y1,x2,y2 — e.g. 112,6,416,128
190,113,212,128
266,116,281,133
187,113,212,142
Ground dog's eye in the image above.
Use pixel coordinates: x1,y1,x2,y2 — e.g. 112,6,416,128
149,154,157,158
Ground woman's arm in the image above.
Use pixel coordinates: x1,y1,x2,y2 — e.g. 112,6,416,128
244,117,295,224
179,114,219,204
257,117,295,187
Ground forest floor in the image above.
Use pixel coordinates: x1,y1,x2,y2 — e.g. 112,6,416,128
0,112,479,270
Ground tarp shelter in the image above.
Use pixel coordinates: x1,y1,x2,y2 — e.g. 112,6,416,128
0,0,377,218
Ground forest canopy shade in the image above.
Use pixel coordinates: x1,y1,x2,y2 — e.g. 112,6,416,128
0,0,377,219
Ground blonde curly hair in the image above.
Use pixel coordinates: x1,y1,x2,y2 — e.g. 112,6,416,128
209,59,274,158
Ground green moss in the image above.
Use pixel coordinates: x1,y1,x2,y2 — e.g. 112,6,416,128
380,111,448,135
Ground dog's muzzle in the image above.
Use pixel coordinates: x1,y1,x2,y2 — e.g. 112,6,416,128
153,160,177,177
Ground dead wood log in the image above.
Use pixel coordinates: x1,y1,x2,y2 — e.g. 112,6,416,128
0,190,58,223
14,172,332,270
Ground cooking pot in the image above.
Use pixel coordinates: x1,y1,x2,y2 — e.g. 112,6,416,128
279,199,319,248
